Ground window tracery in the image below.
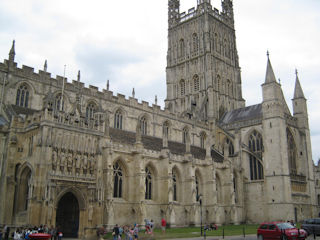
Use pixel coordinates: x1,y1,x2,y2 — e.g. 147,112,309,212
16,84,29,108
145,167,152,200
248,130,264,180
180,80,185,96
287,128,297,174
114,110,123,129
182,127,189,144
54,94,64,112
172,169,177,201
140,116,147,135
113,162,123,198
194,75,200,92
86,102,96,119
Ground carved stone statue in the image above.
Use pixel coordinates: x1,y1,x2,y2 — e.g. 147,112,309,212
67,152,73,173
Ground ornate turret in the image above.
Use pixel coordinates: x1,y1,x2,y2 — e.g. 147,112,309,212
168,0,180,28
9,40,15,62
222,0,234,24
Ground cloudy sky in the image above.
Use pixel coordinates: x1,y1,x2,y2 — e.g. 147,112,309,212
0,0,319,162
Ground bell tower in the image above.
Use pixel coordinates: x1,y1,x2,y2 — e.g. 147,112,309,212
165,0,245,120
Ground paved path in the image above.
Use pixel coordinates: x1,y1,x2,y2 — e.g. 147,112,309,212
65,234,320,240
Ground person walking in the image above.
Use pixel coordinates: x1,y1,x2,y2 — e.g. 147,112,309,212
112,224,119,240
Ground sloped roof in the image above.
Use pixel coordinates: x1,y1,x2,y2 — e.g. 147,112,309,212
7,105,39,116
219,104,262,125
0,115,8,126
109,127,206,160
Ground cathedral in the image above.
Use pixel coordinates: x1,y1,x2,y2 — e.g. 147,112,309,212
0,0,317,238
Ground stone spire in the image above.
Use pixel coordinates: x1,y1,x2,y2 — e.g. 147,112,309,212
293,69,305,99
106,80,109,91
9,40,15,62
265,51,277,84
44,60,48,72
77,70,81,82
132,88,135,98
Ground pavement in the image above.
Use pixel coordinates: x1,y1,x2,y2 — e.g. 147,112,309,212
64,234,320,240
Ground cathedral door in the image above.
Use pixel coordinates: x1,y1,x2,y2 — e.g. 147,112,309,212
56,192,79,238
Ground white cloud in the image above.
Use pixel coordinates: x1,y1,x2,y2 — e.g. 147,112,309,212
0,0,319,162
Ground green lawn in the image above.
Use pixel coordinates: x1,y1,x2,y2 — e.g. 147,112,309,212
104,224,259,240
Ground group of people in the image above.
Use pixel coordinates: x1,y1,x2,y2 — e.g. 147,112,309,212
0,225,63,240
110,218,167,240
111,224,140,240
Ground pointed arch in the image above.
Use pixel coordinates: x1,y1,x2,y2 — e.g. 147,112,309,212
55,187,86,210
200,131,206,149
171,165,181,202
163,120,171,140
180,79,186,96
287,127,297,175
139,114,150,135
14,164,33,213
216,172,222,204
248,129,264,180
16,83,31,108
182,126,189,144
223,137,234,156
193,74,200,92
112,158,128,200
114,108,124,130
195,169,203,202
86,101,98,119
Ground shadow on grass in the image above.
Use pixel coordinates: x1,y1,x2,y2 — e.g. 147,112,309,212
104,224,259,240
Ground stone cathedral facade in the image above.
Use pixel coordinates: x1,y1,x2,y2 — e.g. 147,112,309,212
0,0,317,238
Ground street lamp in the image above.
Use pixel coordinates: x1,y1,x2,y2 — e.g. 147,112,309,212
197,194,203,236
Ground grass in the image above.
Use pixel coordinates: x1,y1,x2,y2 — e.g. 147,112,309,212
104,224,259,240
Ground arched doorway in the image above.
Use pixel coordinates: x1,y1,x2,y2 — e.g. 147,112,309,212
56,192,79,238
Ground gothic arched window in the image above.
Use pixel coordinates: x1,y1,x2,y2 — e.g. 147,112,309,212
140,116,147,135
163,121,170,139
114,110,123,129
192,33,199,52
180,80,185,96
113,162,123,198
287,128,297,175
216,174,221,204
195,174,200,202
248,130,264,180
172,169,177,201
86,102,96,119
226,138,234,156
54,94,64,112
145,167,152,200
233,172,238,203
182,127,189,144
194,75,200,92
16,84,30,108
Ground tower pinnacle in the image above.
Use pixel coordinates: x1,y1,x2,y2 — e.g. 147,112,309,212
168,0,180,28
9,40,15,62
